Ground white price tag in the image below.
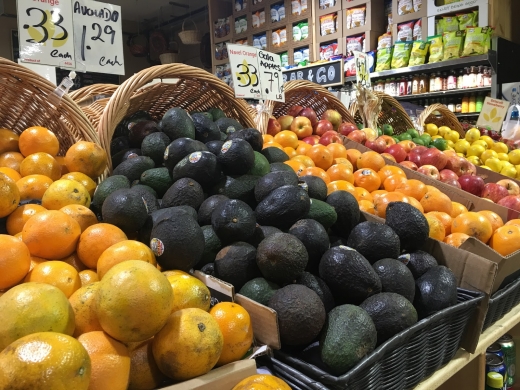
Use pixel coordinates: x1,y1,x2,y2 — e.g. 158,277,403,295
257,50,284,102
353,51,371,88
73,0,124,75
477,97,510,132
17,0,76,68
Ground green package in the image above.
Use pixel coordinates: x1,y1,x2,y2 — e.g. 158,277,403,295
409,41,430,66
299,22,309,39
375,47,393,71
391,41,412,69
443,30,464,60
462,26,492,56
428,35,443,63
458,10,478,30
442,16,459,32
436,19,445,35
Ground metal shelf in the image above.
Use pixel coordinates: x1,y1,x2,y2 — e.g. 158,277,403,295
455,112,481,118
392,87,491,101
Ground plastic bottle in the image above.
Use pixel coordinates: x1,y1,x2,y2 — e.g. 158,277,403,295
430,73,437,92
476,94,484,113
469,94,476,113
461,95,469,113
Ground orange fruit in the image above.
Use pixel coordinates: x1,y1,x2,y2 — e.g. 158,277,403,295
77,223,128,269
300,167,331,185
0,167,21,182
373,192,409,219
79,270,99,286
371,190,388,203
0,173,20,218
167,273,211,313
41,179,91,210
127,339,168,390
327,180,355,196
426,212,453,235
59,204,98,232
452,212,493,243
505,219,520,227
357,151,386,172
284,159,306,174
444,233,470,248
69,282,103,337
263,142,284,150
262,134,274,143
451,202,469,218
383,175,408,192
16,174,53,201
425,214,446,241
334,157,354,170
296,141,312,156
78,331,131,390
283,147,297,158
346,149,362,168
232,374,292,390
61,172,97,197
306,144,333,170
97,240,156,280
18,126,59,157
327,164,354,183
425,185,441,194
0,129,19,154
327,143,348,159
25,261,82,298
0,151,24,172
490,225,520,256
420,191,453,215
19,152,61,181
273,130,299,149
407,196,424,213
0,235,31,290
64,141,108,180
478,210,504,233
6,204,47,235
359,199,376,214
209,302,253,366
395,179,427,201
29,255,47,271
378,165,406,183
291,155,315,168
22,210,81,259
62,252,88,272
353,168,381,192
353,187,373,202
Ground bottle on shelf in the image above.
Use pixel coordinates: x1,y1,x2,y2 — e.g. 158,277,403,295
407,76,413,95
463,67,470,89
448,70,457,90
469,94,476,113
435,73,443,92
399,77,407,96
447,99,455,112
476,94,484,113
457,69,465,89
412,74,420,95
456,100,462,113
483,67,492,87
462,95,469,113
430,72,437,92
441,72,448,91
469,67,478,89
419,74,428,94
476,66,484,88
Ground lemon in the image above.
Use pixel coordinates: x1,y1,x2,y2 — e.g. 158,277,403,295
509,150,520,165
454,139,470,154
485,158,504,172
472,140,488,149
501,165,517,178
467,145,485,158
516,165,520,178
479,135,495,149
444,131,460,143
425,123,438,136
466,155,482,166
432,135,443,140
492,142,509,154
465,128,481,143
480,150,498,163
457,153,465,157
497,153,509,162
446,140,455,148
438,126,451,137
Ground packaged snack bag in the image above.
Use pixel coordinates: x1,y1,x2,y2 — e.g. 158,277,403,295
462,26,490,56
391,41,412,68
272,30,281,47
320,0,335,9
345,56,356,76
280,27,287,45
293,24,302,41
346,9,352,30
367,50,376,72
351,7,366,28
270,4,280,22
458,10,478,30
378,33,392,49
397,0,413,15
320,13,337,35
300,22,309,39
409,40,430,65
442,16,459,32
413,0,422,12
413,19,422,41
292,0,301,15
375,47,393,71
346,35,365,54
428,35,443,63
397,21,414,41
443,30,464,60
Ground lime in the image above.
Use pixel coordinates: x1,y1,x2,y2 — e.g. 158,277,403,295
383,124,394,136
407,129,420,139
398,133,413,141
432,138,448,151
420,133,432,145
356,123,364,130
412,138,425,146
377,128,383,137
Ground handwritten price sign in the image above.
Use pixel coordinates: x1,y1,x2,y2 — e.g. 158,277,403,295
17,0,76,68
353,51,371,88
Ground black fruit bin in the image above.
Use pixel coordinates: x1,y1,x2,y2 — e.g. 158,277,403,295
272,288,483,390
482,274,520,331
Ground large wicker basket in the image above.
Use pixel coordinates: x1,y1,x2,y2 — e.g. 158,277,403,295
257,80,356,134
98,64,256,172
0,57,99,154
419,103,465,137
69,84,118,131
349,92,415,135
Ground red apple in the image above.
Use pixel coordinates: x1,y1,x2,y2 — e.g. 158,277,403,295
287,105,303,117
380,135,397,147
466,162,477,176
298,107,318,127
347,130,366,144
321,109,342,131
314,119,334,136
408,146,428,166
417,165,440,180
277,115,294,130
398,140,417,154
400,161,418,171
498,195,520,212
458,174,485,196
319,131,342,146
302,136,320,146
497,179,520,195
481,183,510,203
384,144,407,163
290,116,313,139
443,178,462,188
267,117,282,136
445,156,471,177
439,169,459,182
365,137,387,153
338,122,358,137
420,148,448,171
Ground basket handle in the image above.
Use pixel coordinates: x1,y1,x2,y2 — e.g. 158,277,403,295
418,103,444,127
182,18,198,32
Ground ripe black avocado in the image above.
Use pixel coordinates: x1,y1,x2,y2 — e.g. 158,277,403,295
211,175,260,209
205,140,225,155
196,225,222,269
289,219,330,275
372,258,415,302
197,195,229,226
110,136,130,156
112,155,155,183
138,206,197,244
254,171,299,202
163,138,208,171
111,148,142,169
128,120,159,147
298,176,328,201
217,138,255,175
102,188,148,233
226,128,263,152
214,242,261,291
347,222,400,264
170,151,222,189
399,250,438,279
239,277,279,306
269,162,293,173
296,272,335,313
141,132,171,166
255,185,310,229
161,178,204,210
130,185,160,214
159,107,196,141
192,113,222,143
215,117,244,134
326,190,360,238
414,265,458,319
385,202,429,252
262,147,289,163
211,199,257,244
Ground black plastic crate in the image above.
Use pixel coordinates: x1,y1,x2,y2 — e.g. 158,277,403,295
482,275,520,331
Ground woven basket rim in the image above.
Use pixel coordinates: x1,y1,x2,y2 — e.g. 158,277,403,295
419,103,465,137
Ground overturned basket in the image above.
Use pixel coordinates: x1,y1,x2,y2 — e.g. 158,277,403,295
69,84,118,131
98,63,256,172
419,103,465,137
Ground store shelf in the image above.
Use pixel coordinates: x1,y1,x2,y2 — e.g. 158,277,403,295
456,112,481,118
393,87,492,101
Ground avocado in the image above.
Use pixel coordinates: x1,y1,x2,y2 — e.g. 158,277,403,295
347,222,400,264
414,265,458,319
254,171,299,202
289,219,330,275
150,214,205,271
91,175,130,208
215,117,243,134
171,151,222,189
211,175,260,208
255,185,311,229
329,235,349,247
268,285,325,346
386,202,429,252
200,263,215,276
245,225,283,248
196,225,222,269
217,139,255,175
211,199,257,244
306,199,338,231
110,136,131,156
360,292,418,346
373,258,415,302
112,148,142,168
261,147,289,163
192,113,222,143
299,176,328,201
141,132,171,165
399,250,438,279
138,206,198,244
160,108,196,141
128,120,159,147
113,156,155,183
208,108,226,121
296,272,335,313
239,277,279,306
139,167,173,198
130,184,157,198
320,304,377,375
256,232,308,284
162,178,204,210
319,246,381,305
163,138,208,171
205,140,224,155
227,128,263,152
220,132,228,141
248,152,270,176
192,111,213,120
326,191,360,238
102,188,148,233
197,195,229,226
269,162,293,173
130,185,160,214
214,242,261,291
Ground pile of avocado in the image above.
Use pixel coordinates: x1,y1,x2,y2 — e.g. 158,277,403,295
95,107,459,377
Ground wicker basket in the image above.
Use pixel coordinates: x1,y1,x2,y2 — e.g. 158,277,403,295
178,19,201,45
0,57,98,155
98,63,256,172
258,80,356,134
69,84,118,131
349,92,415,136
419,103,464,137
482,274,520,331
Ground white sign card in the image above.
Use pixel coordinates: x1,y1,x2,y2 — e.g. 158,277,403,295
477,97,510,132
353,51,371,88
72,0,125,75
17,0,76,68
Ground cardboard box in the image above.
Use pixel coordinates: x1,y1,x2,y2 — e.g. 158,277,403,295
342,0,386,37
392,0,427,24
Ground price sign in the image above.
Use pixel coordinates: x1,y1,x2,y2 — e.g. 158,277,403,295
73,0,124,75
17,0,76,68
353,51,371,88
477,97,510,132
257,50,284,102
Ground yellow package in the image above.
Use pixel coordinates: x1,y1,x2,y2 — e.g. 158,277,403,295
391,41,412,69
428,35,443,63
409,40,430,66
443,30,464,60
350,7,366,28
320,13,337,35
345,9,352,29
462,26,489,56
